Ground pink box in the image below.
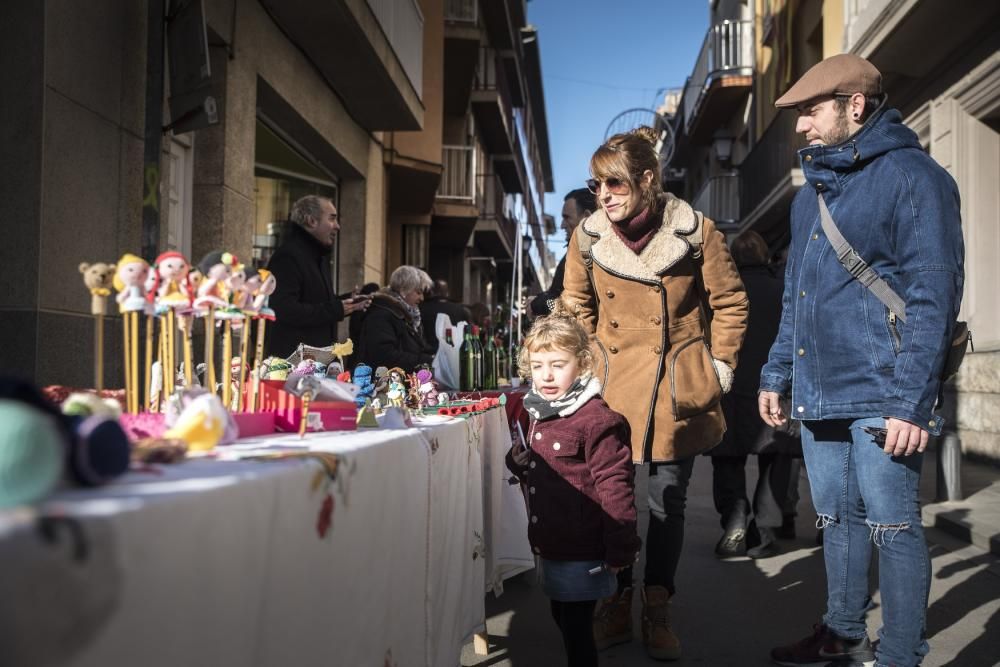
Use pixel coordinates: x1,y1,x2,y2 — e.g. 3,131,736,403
231,411,276,437
258,380,357,433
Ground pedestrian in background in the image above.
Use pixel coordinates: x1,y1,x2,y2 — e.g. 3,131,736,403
760,54,964,667
419,278,472,352
265,195,370,358
561,126,748,660
530,188,596,317
506,306,640,667
708,230,801,560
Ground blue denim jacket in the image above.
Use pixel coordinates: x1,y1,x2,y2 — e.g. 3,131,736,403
760,106,964,435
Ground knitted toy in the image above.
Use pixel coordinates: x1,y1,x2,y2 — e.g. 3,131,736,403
149,251,194,312
386,367,407,408
352,364,375,408
78,262,116,316
0,400,64,508
194,251,237,311
112,254,151,314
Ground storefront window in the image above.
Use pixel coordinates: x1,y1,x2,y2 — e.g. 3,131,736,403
253,121,339,285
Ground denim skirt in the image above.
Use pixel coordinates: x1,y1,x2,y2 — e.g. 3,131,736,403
540,558,617,602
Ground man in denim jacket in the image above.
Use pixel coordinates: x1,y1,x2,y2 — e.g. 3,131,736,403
758,54,964,667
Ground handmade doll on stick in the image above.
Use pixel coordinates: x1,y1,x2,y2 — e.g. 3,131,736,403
194,251,237,396
79,261,116,391
248,268,277,412
113,254,151,413
150,251,196,392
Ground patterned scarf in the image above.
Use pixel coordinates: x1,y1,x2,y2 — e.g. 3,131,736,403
523,375,600,422
610,204,661,254
380,288,422,336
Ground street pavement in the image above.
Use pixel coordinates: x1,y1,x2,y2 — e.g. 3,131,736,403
461,449,1000,667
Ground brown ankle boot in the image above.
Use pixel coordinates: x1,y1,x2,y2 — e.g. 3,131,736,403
592,587,633,650
641,585,681,660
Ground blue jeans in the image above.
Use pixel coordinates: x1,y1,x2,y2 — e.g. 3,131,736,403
802,417,930,667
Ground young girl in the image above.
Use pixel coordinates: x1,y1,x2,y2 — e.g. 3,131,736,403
505,308,641,667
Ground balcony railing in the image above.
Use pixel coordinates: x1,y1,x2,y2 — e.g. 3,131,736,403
439,145,476,200
365,0,425,97
683,20,754,133
739,111,804,220
444,0,477,23
693,173,740,225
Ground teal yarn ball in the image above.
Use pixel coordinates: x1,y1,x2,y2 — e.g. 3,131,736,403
0,400,64,508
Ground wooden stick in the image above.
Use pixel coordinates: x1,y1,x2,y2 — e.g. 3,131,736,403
205,308,217,395
249,361,260,413
130,311,139,414
238,317,250,411
222,319,233,409
254,318,267,411
299,391,311,438
122,314,132,413
144,314,154,410
166,309,175,398
182,316,194,387
94,314,104,391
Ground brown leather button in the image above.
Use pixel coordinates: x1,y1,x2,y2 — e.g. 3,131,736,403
653,345,662,354
605,290,615,298
610,320,619,328
651,316,661,325
609,346,619,354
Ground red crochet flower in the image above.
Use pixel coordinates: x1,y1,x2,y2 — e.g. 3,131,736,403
316,493,334,538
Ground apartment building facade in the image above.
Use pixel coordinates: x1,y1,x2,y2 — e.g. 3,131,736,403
0,0,553,388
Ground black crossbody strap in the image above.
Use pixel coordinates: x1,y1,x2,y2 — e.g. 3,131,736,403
817,193,908,323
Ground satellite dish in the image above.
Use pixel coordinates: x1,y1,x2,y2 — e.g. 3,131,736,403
603,107,676,180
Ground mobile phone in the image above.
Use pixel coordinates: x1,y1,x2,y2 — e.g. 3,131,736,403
861,425,888,445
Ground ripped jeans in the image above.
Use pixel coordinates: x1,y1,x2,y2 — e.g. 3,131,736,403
802,417,930,667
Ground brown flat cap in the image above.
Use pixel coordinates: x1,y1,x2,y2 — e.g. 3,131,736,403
775,53,882,108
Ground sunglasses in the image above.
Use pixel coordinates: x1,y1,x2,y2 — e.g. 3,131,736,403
586,177,631,196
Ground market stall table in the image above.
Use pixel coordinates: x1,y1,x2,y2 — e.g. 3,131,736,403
0,406,533,667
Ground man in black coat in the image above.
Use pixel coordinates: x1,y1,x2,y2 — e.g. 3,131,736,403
265,195,370,358
529,188,595,316
419,279,472,352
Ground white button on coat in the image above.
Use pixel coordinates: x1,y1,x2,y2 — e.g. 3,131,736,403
553,442,561,450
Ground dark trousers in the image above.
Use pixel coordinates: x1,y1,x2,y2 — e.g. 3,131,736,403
617,458,695,596
549,599,598,667
711,453,795,530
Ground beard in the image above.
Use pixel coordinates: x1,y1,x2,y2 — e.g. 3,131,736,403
822,108,852,146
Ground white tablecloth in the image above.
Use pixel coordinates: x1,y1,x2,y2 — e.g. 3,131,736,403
0,407,533,667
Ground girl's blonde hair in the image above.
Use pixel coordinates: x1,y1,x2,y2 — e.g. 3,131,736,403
517,301,594,378
589,125,662,213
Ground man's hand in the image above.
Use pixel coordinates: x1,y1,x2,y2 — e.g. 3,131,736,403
342,295,371,316
758,390,787,427
884,417,929,456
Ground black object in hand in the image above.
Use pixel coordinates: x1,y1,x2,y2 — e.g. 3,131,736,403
861,425,888,445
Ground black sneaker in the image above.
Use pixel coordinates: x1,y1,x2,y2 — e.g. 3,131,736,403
715,508,748,559
771,623,875,666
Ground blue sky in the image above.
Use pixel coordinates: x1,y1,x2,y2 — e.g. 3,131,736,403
526,0,709,255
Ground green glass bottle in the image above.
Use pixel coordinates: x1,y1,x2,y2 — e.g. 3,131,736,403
459,328,476,391
471,325,484,390
483,324,497,390
495,333,507,386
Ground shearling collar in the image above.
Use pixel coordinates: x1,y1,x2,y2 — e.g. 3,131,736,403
581,193,699,281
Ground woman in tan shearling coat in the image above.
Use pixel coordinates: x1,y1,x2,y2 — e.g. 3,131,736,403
561,127,747,660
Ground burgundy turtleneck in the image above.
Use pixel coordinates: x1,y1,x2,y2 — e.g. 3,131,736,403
610,204,661,254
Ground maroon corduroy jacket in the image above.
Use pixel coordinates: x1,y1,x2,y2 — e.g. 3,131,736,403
505,394,641,567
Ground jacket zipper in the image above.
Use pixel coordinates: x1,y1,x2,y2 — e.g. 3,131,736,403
888,310,901,355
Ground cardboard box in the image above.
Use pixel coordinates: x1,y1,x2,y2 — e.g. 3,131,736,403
258,380,357,432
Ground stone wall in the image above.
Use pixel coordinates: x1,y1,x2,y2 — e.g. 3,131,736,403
943,350,1000,462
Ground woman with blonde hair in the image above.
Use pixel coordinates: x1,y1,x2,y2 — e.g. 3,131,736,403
561,127,748,660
